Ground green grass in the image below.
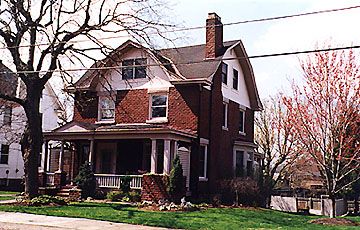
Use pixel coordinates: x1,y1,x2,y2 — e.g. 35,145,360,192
0,202,358,229
0,196,15,201
0,191,17,195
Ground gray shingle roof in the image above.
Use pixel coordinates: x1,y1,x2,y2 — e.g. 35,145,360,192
159,40,239,79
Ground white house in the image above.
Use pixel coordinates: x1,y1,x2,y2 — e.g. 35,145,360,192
0,62,64,191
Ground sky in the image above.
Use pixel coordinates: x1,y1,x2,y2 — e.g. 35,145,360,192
167,0,360,98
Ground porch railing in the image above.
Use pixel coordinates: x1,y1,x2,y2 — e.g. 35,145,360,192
94,174,143,190
46,172,55,186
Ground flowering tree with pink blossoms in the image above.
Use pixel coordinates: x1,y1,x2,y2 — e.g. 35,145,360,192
283,48,360,217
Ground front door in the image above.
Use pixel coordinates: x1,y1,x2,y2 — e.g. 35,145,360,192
96,143,117,174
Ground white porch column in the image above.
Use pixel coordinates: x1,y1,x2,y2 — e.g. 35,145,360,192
88,139,95,164
150,139,157,173
57,141,65,172
42,140,49,172
163,139,171,175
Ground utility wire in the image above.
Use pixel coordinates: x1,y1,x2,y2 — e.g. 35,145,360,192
0,5,359,51
0,44,359,75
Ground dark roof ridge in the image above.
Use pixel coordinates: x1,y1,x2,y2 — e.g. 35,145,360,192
159,39,241,51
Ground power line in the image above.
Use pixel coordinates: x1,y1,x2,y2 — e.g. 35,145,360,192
0,5,359,51
0,44,359,75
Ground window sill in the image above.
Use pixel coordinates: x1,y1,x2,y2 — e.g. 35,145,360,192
222,126,228,131
95,120,115,125
199,177,208,182
146,118,168,124
239,131,246,136
121,78,148,83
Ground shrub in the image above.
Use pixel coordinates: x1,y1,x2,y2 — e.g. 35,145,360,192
29,195,67,206
74,162,97,198
128,190,141,202
169,155,184,197
121,176,131,194
106,190,125,201
219,177,261,206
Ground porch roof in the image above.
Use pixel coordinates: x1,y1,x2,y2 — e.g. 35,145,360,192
44,121,196,141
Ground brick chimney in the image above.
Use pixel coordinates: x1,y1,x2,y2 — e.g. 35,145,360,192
205,12,223,59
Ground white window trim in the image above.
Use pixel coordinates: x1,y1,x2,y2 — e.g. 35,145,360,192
222,101,228,130
199,144,208,181
97,95,116,122
147,94,168,123
239,108,245,135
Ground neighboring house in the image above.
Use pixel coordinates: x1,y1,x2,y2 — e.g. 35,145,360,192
44,13,262,198
0,61,64,191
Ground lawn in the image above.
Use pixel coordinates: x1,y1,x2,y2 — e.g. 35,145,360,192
0,202,359,229
0,191,17,195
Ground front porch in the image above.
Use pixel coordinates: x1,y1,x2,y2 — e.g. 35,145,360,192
40,122,195,194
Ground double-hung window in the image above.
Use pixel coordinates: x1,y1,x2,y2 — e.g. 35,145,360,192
239,109,245,134
99,96,115,121
222,102,228,130
235,150,244,177
233,68,239,90
122,58,147,80
221,63,228,85
199,145,208,180
150,95,168,119
0,144,9,164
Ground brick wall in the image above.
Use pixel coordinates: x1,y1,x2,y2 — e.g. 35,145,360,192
73,87,199,134
141,174,169,202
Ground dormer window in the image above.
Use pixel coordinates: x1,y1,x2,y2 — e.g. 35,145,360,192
99,96,115,121
122,58,147,80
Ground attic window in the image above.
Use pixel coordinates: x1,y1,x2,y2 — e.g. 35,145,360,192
122,58,147,80
3,106,12,126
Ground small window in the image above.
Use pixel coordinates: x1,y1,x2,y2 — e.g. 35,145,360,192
122,58,147,80
0,145,9,164
99,97,115,120
235,150,244,177
199,145,208,179
233,69,238,90
151,95,168,119
239,109,245,133
221,63,228,84
222,102,228,129
3,106,12,126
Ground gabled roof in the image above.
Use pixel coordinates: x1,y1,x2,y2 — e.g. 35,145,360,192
70,39,262,110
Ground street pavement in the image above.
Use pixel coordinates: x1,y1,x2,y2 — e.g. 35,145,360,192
0,211,170,230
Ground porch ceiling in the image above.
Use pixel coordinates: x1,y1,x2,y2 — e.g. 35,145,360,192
44,121,196,142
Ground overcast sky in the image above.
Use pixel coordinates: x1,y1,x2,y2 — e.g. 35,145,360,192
169,0,360,98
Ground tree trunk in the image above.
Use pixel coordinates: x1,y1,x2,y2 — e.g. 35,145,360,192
20,86,43,198
330,196,336,218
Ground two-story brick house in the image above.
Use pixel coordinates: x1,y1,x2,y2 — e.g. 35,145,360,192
44,13,262,198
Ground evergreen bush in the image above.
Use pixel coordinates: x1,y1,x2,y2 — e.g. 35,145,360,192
169,155,184,196
74,162,97,198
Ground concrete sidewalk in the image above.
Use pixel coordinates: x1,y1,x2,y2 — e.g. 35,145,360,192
0,212,169,230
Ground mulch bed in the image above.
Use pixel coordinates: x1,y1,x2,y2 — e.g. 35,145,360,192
310,218,359,226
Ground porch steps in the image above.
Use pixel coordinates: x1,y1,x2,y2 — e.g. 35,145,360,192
55,185,76,198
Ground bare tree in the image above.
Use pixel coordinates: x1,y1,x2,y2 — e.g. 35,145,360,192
0,0,174,197
255,95,299,202
283,48,360,217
